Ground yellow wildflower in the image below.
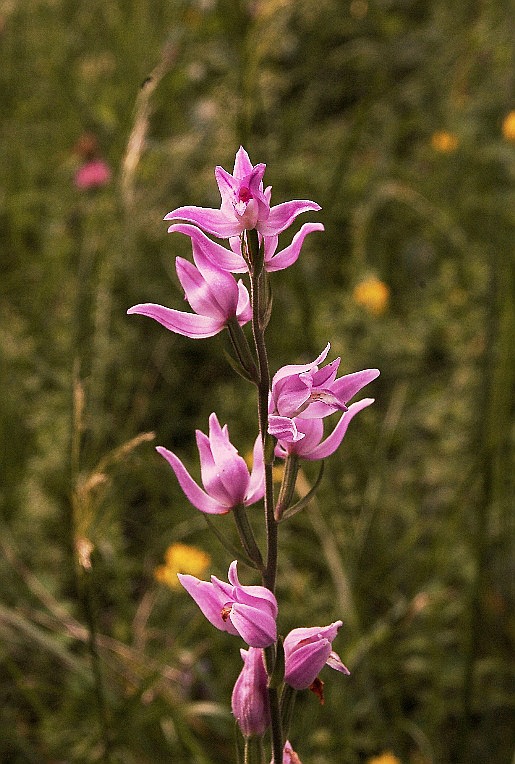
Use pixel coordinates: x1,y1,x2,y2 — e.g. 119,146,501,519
431,130,459,153
155,542,211,589
366,753,402,764
353,276,390,316
502,111,515,142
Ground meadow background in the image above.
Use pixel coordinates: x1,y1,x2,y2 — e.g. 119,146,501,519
1,0,513,762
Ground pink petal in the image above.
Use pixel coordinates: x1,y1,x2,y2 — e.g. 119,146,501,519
310,357,341,387
265,222,325,272
326,650,350,675
244,435,265,505
271,344,331,386
177,574,239,635
233,146,254,177
268,415,305,443
227,562,278,617
236,280,252,324
156,446,229,514
188,251,241,318
175,258,225,320
229,603,277,648
168,223,246,272
215,165,240,204
330,368,380,402
284,621,342,649
196,429,237,507
280,417,324,458
295,390,347,419
208,413,250,505
259,200,321,236
165,206,242,238
127,303,224,339
304,398,375,460
284,640,332,690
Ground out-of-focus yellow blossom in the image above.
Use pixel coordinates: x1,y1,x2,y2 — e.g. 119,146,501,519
431,130,459,153
273,463,285,484
502,111,515,142
154,543,211,589
366,753,402,764
353,276,390,316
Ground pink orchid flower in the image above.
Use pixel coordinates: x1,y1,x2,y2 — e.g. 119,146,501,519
178,560,278,648
232,647,270,737
156,413,264,515
167,221,325,274
283,621,350,691
127,235,251,339
164,146,321,239
275,398,375,460
268,344,380,443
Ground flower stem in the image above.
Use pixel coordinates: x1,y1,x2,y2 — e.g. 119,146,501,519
279,684,297,742
244,735,266,764
247,229,282,761
267,686,283,764
275,454,299,521
226,316,259,383
233,505,265,571
247,230,278,593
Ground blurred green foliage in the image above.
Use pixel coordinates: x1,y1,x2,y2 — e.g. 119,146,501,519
1,0,513,762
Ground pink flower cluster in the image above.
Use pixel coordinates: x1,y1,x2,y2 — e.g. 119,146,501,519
128,147,379,756
128,147,323,336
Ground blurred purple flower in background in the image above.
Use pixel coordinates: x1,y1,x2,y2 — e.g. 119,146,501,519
74,158,111,190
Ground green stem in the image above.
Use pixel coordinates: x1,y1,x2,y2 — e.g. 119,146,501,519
226,316,259,383
267,687,283,764
233,505,265,571
279,684,297,742
80,567,112,762
243,735,266,764
247,233,278,593
247,229,282,761
275,454,299,521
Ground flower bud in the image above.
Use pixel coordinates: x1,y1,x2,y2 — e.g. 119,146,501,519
231,647,270,737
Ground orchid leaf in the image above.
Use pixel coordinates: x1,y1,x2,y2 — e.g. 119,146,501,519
223,348,257,384
278,461,325,522
202,515,258,570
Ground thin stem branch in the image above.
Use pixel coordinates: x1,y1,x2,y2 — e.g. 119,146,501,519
248,237,277,593
247,229,282,760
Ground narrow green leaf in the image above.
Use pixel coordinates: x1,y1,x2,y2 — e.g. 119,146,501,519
279,461,325,522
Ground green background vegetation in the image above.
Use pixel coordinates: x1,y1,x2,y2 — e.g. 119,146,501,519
1,0,513,761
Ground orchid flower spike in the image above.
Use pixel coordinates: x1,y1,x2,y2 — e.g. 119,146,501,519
232,647,270,737
275,398,375,461
178,560,278,648
127,233,251,339
283,621,350,691
156,413,264,515
164,146,321,239
269,343,380,443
